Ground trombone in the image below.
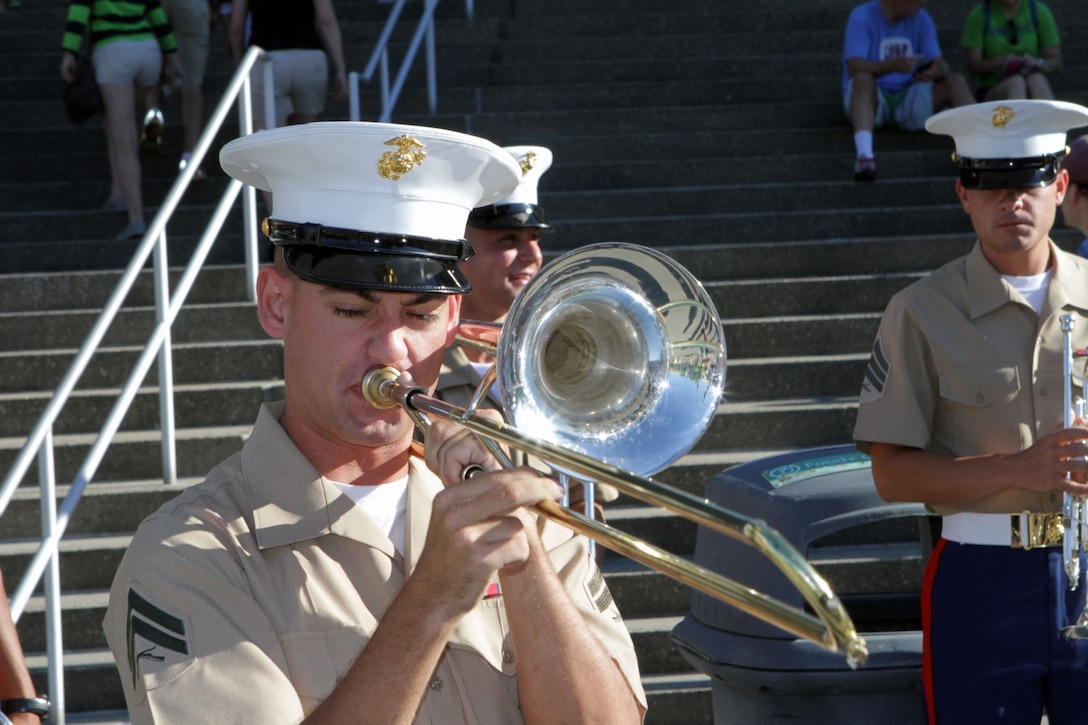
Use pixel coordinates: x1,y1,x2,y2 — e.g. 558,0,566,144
362,243,869,667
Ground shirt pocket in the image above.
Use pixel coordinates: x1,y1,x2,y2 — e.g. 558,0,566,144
280,627,367,713
938,365,1019,409
937,365,1023,454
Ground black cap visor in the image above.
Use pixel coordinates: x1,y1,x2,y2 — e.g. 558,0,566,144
266,219,474,294
957,154,1064,190
467,202,551,230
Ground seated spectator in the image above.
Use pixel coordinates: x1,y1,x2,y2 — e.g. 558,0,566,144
961,0,1062,102
843,0,974,183
1060,135,1088,258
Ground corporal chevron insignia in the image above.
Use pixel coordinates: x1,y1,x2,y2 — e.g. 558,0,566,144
584,565,615,614
126,585,192,686
860,336,890,403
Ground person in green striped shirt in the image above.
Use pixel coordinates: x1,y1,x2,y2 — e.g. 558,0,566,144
59,0,183,241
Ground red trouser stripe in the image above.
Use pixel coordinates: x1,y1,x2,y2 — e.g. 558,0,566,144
920,537,946,725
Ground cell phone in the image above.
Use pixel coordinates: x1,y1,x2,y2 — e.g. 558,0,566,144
914,59,935,75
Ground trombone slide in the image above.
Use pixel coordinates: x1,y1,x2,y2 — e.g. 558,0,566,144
362,366,870,667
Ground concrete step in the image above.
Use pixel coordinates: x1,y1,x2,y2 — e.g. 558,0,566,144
0,303,264,352
0,425,251,485
0,339,282,392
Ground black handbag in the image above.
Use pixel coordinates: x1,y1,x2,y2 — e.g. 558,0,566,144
64,56,102,123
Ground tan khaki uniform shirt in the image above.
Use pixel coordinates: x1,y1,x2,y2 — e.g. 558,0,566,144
853,240,1088,514
102,402,645,723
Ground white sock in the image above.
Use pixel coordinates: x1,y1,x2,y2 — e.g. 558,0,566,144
854,131,874,159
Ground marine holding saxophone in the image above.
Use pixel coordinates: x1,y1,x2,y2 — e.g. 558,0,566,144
854,100,1088,725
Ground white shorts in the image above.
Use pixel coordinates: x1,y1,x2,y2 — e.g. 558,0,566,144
843,78,934,131
250,48,328,124
93,37,162,87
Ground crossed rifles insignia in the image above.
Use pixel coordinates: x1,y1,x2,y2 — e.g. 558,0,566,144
378,135,427,180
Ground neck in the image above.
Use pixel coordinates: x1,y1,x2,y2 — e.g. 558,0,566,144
984,240,1053,277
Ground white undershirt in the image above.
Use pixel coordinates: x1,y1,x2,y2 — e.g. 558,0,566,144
329,476,409,554
1002,269,1052,316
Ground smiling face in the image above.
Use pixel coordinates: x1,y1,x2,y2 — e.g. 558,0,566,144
257,255,460,477
459,226,544,323
956,171,1067,275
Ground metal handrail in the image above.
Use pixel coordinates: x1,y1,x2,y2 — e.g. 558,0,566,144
349,0,471,122
0,44,273,725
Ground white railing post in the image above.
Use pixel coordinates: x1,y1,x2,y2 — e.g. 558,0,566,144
153,230,177,486
379,51,391,122
262,58,276,131
38,431,65,725
239,68,260,301
425,0,437,115
349,71,361,121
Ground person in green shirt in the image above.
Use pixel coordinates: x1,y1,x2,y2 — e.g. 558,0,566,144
59,0,184,241
961,0,1062,102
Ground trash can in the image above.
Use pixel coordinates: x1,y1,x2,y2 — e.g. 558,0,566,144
671,445,930,723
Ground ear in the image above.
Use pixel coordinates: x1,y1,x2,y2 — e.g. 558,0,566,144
1054,168,1069,206
256,265,290,339
444,295,462,348
954,178,971,213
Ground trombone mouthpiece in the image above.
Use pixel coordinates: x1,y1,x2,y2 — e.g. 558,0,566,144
361,366,402,409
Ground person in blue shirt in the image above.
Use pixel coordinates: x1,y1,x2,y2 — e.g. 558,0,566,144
842,0,974,182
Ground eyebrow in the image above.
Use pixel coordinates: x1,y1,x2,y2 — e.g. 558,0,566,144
319,287,445,306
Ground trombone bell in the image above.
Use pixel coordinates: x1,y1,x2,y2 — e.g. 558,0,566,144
499,243,726,477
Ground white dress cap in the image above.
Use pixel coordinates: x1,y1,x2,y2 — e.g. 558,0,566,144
924,100,1088,189
467,145,554,230
220,121,521,241
495,146,553,206
926,100,1088,160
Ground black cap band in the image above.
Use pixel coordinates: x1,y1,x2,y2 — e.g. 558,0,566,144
955,151,1066,190
467,202,551,230
265,218,475,294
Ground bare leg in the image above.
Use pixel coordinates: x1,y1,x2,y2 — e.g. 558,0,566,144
98,82,144,229
1025,73,1054,100
933,72,974,111
180,82,204,155
849,71,877,134
986,76,1028,101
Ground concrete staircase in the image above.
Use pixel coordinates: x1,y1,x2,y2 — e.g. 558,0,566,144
3,0,1088,722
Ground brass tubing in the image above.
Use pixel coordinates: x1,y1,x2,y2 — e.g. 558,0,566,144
362,367,869,667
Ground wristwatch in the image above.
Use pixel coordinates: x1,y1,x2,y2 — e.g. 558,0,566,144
0,696,50,718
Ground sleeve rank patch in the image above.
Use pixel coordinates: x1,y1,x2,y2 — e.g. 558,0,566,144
860,336,890,401
126,585,191,686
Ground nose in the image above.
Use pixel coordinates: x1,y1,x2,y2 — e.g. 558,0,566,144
997,188,1028,210
368,319,409,367
518,235,543,265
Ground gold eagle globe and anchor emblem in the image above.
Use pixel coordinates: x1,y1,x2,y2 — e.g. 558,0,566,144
991,105,1015,128
518,150,537,175
378,135,427,180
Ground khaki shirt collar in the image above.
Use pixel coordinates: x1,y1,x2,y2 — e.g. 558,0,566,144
244,402,421,560
967,239,1088,320
437,344,480,391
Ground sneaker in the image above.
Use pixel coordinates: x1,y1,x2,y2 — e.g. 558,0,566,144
854,156,877,182
179,156,208,180
115,221,147,241
101,197,127,213
139,109,164,156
